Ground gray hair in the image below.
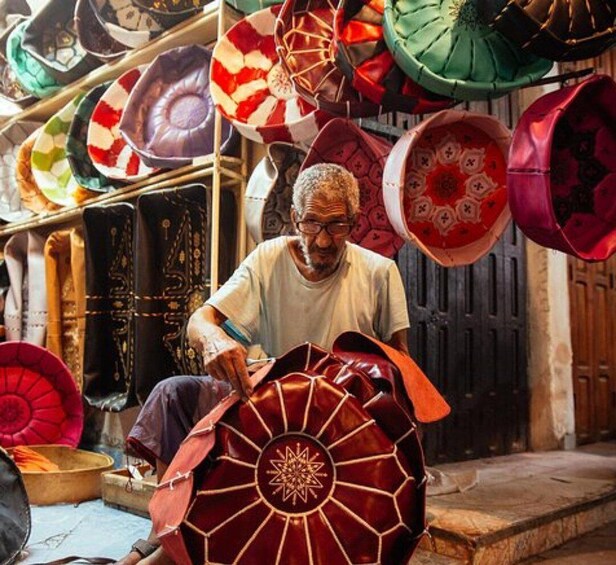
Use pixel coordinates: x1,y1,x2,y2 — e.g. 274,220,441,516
292,163,360,218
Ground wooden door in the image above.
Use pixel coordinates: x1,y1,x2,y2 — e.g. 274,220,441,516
397,223,528,464
568,257,616,444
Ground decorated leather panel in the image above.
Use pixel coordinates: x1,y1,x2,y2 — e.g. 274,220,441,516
301,118,404,258
275,0,379,117
334,0,454,113
486,0,616,61
0,341,83,448
382,0,552,100
384,109,512,266
44,229,86,392
0,17,36,109
134,184,237,404
212,6,331,144
82,203,137,412
121,45,235,168
508,74,616,261
21,0,100,84
245,142,305,242
152,339,426,565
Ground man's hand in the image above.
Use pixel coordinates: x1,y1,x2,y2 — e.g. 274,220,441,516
202,331,252,400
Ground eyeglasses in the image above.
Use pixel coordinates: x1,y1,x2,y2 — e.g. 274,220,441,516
295,220,354,237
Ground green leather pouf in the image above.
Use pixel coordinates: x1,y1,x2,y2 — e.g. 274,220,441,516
383,0,553,100
224,0,283,15
5,21,61,99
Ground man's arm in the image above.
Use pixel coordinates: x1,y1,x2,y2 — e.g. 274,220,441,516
386,328,409,355
187,304,252,399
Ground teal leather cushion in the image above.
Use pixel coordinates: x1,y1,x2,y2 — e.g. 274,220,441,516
383,0,552,100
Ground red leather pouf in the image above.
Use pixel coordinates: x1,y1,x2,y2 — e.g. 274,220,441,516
0,342,83,448
150,333,450,565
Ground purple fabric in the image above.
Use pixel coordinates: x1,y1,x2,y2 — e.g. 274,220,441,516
120,45,234,168
126,375,232,466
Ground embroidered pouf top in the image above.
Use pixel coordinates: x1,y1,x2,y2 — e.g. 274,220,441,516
245,142,305,242
275,0,379,117
121,45,235,168
0,341,83,448
334,0,454,113
75,0,128,63
383,109,512,266
301,118,404,258
0,18,37,109
211,6,331,144
148,333,450,565
486,0,616,62
508,74,616,262
382,0,552,100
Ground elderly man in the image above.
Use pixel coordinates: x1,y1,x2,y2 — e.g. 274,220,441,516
120,163,410,564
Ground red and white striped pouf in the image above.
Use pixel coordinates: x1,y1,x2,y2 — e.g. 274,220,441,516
210,6,331,144
87,67,158,182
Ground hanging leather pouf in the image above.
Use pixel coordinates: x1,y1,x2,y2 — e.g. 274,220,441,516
483,0,616,62
508,74,616,261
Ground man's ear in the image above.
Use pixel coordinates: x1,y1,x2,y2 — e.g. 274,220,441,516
290,206,298,224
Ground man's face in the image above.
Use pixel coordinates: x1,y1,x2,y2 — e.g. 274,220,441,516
292,194,353,276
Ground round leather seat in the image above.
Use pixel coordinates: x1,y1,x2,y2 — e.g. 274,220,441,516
121,45,235,168
75,0,128,63
334,0,454,113
301,118,404,258
275,0,379,117
382,0,552,100
508,74,616,261
383,109,511,266
211,6,331,144
0,342,83,448
245,143,305,242
485,0,616,62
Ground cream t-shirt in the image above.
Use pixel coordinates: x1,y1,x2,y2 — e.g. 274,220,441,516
206,237,410,357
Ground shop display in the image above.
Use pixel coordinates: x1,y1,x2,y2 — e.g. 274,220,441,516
0,120,39,223
382,0,552,100
334,0,454,113
88,67,158,181
245,142,304,242
301,118,404,258
508,74,616,262
21,0,99,84
16,128,60,214
383,110,511,266
31,94,94,207
44,228,86,391
0,17,36,108
121,45,235,168
75,0,128,63
4,231,47,345
82,203,137,412
5,20,61,99
150,334,435,565
484,0,616,62
133,183,237,403
275,0,379,117
211,6,331,144
89,0,164,49
0,341,83,448
0,446,30,565
66,81,116,192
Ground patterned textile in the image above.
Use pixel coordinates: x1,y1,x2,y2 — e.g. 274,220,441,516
83,203,137,412
133,184,237,403
4,231,47,345
44,229,86,392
